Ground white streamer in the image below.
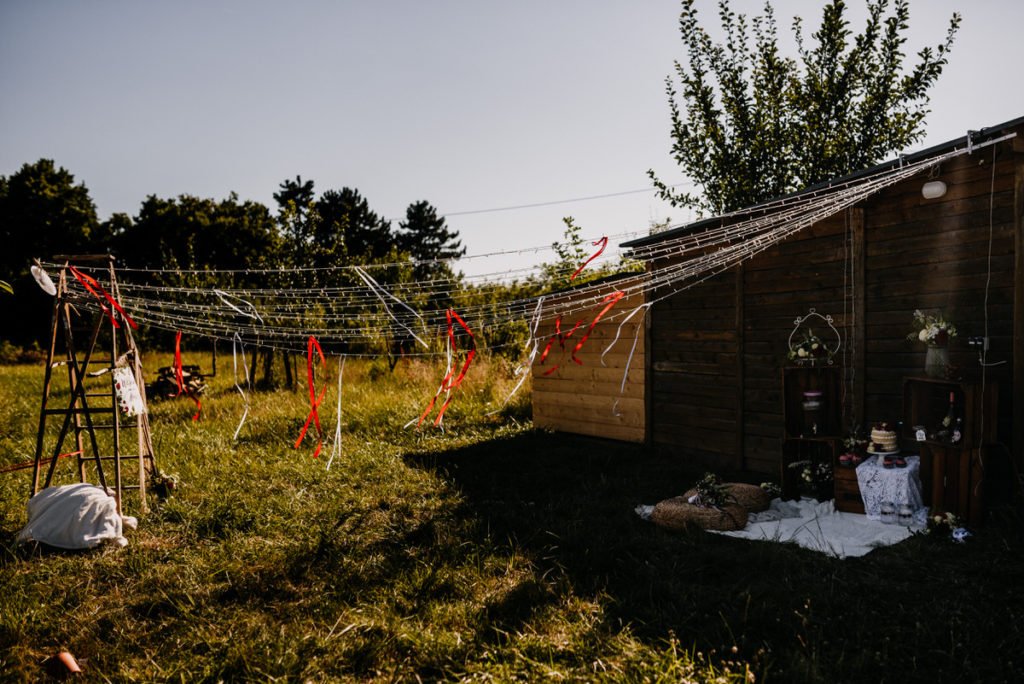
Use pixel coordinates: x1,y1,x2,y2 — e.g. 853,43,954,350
231,332,251,441
353,266,428,349
326,355,346,470
214,289,264,323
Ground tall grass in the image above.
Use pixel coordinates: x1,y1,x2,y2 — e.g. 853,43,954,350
1,353,1022,682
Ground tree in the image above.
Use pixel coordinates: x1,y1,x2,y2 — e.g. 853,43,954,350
0,159,104,344
314,187,394,264
273,176,317,268
648,0,960,214
398,200,466,282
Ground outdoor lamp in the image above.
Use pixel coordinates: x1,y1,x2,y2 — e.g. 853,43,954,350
921,180,947,199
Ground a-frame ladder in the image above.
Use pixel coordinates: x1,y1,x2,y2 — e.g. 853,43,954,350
30,255,156,514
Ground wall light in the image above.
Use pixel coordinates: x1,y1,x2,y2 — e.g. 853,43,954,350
921,180,947,199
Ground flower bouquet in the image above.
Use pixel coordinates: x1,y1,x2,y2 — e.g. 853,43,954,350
788,329,831,365
908,310,957,377
907,309,957,347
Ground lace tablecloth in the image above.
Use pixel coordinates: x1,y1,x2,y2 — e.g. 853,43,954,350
855,455,924,519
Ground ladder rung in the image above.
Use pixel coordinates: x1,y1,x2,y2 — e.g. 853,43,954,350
95,455,146,461
86,392,114,398
87,423,139,430
43,407,114,415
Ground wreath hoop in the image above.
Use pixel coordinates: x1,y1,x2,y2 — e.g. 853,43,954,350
787,308,841,366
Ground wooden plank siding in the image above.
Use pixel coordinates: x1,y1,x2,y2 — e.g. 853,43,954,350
645,125,1021,475
531,281,647,443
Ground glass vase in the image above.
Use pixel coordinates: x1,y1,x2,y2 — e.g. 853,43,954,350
925,344,949,378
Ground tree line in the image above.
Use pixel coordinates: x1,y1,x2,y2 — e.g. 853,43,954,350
0,159,472,348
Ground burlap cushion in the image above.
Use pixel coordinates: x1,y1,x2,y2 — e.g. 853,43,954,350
650,496,748,532
681,482,772,514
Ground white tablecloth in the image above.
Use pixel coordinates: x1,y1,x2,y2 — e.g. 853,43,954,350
855,455,924,520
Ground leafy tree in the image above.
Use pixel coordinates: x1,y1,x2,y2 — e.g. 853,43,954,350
0,159,104,344
314,187,395,264
0,159,103,276
273,176,316,267
649,0,960,213
114,193,281,286
398,200,466,282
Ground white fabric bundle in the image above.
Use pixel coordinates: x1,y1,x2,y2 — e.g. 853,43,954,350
18,484,137,549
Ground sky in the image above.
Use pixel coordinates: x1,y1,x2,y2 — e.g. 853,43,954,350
2,0,1022,278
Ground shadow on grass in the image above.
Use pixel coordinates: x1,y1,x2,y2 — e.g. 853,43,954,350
405,429,1024,683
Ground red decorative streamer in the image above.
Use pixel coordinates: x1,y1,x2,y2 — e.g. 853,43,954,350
174,331,202,421
418,308,476,427
68,266,137,329
569,236,608,281
570,291,625,365
294,335,327,456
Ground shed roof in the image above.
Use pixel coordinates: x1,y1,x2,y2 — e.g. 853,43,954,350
622,114,1024,250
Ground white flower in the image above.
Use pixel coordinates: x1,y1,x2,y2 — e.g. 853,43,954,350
798,348,808,357
918,329,929,342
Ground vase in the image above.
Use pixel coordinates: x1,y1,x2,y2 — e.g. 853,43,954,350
925,344,949,378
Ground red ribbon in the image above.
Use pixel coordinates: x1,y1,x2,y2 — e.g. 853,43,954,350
295,335,327,456
570,236,608,281
571,291,625,364
174,331,202,421
68,266,137,329
538,315,584,376
418,309,476,427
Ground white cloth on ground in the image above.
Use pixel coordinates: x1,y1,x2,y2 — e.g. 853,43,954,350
17,483,137,549
712,497,914,558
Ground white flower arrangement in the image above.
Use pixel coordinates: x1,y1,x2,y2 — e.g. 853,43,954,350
908,309,957,347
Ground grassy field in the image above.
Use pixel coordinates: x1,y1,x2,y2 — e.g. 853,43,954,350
1,353,1023,682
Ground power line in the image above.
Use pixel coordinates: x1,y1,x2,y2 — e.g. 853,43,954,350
386,182,694,222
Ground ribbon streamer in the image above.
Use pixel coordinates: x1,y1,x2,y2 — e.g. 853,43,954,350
174,331,202,421
231,333,251,441
354,266,428,349
414,308,476,427
570,236,609,281
294,335,328,457
69,266,137,329
570,291,625,365
214,289,264,324
325,355,346,470
487,295,545,414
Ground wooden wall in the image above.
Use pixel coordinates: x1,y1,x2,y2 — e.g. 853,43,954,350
648,127,1022,475
532,281,646,443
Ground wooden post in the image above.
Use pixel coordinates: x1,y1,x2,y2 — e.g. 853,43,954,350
735,262,745,470
850,207,866,431
1012,136,1024,480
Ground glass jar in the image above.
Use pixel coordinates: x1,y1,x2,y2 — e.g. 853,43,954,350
880,501,896,524
898,505,914,526
802,391,823,435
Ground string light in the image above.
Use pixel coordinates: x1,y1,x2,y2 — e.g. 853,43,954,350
47,140,999,360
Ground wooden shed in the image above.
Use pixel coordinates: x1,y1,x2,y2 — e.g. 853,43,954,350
538,116,1024,496
531,275,647,443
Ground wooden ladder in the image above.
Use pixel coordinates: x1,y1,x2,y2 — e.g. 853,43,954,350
30,255,157,515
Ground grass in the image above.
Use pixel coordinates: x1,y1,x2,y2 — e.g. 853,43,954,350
1,353,1023,682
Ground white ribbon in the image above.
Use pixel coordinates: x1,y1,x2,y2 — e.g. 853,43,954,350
326,355,346,470
487,295,546,415
214,289,264,324
231,333,251,441
353,267,428,349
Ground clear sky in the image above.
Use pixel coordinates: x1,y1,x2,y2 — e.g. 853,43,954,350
2,1,1022,277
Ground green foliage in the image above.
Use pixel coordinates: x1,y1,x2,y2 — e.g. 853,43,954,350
650,0,961,213
398,200,466,286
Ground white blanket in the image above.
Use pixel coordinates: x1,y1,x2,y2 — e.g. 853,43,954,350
18,484,137,549
713,497,915,558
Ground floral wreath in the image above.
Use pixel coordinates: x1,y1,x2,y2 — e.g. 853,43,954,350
787,308,841,365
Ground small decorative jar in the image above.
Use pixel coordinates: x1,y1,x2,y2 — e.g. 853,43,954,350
880,501,896,524
898,505,914,526
802,391,823,435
